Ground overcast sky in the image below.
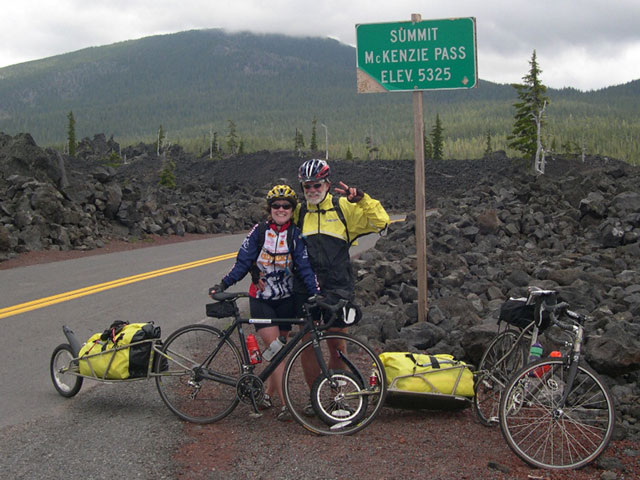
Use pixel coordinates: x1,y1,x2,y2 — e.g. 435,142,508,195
1,0,639,91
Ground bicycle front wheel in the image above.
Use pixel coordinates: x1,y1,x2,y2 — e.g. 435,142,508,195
282,332,386,435
474,329,526,426
499,359,615,470
155,324,242,424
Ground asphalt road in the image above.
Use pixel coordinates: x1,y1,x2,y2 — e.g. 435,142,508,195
0,228,386,479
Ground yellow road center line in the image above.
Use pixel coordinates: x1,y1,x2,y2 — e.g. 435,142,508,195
1,217,406,320
0,252,237,319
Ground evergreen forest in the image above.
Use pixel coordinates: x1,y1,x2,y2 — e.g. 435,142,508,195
0,29,638,164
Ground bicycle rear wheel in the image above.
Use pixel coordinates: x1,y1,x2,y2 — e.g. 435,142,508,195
282,332,386,435
474,329,526,426
50,343,83,397
155,324,242,424
499,359,615,470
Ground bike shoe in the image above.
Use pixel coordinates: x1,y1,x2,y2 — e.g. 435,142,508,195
303,402,316,417
258,393,273,410
277,406,292,421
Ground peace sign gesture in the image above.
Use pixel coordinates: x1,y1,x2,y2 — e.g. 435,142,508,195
334,181,364,203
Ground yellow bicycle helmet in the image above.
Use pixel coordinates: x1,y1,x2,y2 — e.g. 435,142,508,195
266,184,297,207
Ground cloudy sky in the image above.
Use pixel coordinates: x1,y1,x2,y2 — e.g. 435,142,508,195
1,0,639,91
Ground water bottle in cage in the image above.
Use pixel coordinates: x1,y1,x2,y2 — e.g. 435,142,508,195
246,334,262,364
262,336,286,361
528,342,543,377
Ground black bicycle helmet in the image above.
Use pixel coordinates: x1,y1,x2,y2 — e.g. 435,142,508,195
298,159,330,182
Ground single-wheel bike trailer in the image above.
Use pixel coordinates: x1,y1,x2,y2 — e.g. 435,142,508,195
50,325,169,398
381,352,475,411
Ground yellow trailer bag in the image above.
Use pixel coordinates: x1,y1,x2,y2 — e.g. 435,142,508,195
79,322,160,379
380,352,475,397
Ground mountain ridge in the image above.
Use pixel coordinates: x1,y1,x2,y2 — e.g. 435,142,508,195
0,29,638,162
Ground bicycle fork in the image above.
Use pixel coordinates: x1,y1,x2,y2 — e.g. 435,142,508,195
554,326,583,416
314,337,378,395
310,335,334,385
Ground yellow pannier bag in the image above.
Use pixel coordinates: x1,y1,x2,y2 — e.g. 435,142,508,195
79,322,159,380
379,352,475,397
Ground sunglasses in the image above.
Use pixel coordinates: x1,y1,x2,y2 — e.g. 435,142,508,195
303,182,326,190
271,202,293,210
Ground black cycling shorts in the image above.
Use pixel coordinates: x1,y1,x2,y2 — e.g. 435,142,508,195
249,296,295,332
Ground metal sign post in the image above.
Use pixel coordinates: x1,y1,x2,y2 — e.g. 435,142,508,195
356,14,477,322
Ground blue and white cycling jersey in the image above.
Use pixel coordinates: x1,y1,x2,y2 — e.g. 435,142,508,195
223,221,320,300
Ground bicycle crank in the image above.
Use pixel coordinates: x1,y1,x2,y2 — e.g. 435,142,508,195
236,374,265,405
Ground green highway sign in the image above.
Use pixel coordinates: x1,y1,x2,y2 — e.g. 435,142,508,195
356,17,477,93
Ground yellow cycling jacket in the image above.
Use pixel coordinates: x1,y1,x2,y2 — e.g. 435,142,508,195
294,192,389,295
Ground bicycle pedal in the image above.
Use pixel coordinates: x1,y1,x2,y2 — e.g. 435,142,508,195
249,412,263,418
331,409,351,417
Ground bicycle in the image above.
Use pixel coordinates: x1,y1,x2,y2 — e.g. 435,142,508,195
473,287,556,426
154,292,387,436
498,295,615,469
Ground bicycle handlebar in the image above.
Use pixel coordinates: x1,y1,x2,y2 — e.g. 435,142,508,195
304,295,350,330
208,291,349,329
548,301,588,332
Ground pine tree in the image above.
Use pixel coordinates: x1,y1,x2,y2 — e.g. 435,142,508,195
226,120,238,154
159,158,176,188
212,132,220,157
310,117,318,151
209,126,217,159
365,135,379,160
430,114,444,160
67,111,76,157
345,146,353,160
508,50,550,162
484,129,493,157
157,125,165,156
294,128,305,155
423,125,433,159
106,151,122,166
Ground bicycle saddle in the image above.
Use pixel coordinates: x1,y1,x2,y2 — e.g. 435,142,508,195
211,291,249,302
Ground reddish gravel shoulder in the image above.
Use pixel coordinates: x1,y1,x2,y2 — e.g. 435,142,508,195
174,403,638,480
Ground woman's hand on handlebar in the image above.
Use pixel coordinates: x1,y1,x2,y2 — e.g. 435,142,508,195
208,281,227,298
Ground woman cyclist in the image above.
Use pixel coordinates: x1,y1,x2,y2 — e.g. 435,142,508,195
209,184,320,420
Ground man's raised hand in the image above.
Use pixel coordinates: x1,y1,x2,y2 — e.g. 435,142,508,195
334,181,364,203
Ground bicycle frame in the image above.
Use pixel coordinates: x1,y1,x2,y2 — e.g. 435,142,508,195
196,311,334,392
510,308,585,408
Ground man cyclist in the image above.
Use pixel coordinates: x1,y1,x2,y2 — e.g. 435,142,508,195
294,158,389,414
